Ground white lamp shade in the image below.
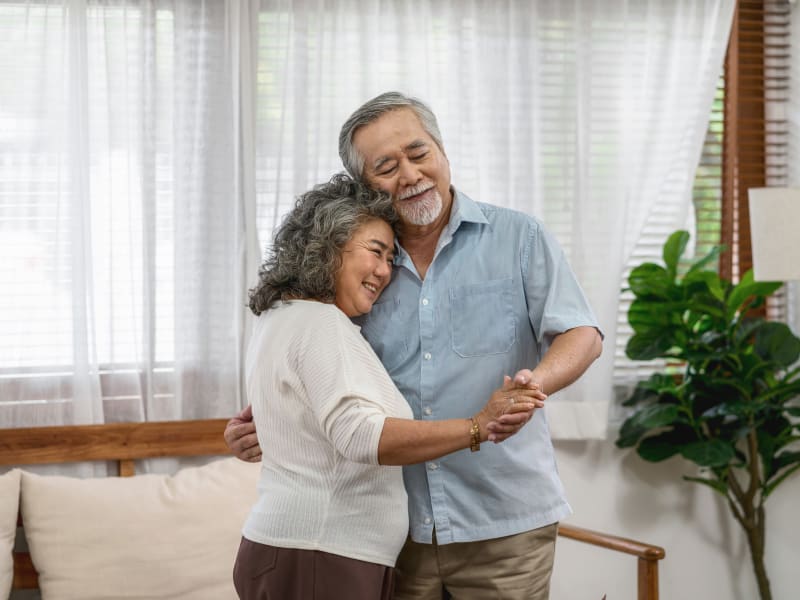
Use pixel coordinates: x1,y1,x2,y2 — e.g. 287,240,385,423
748,187,800,282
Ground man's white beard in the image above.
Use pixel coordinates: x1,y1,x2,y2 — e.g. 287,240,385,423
397,188,443,226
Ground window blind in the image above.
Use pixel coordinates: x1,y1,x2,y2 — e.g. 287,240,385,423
721,0,791,283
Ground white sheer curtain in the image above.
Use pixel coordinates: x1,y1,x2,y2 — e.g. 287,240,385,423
1,0,734,438
0,0,258,428
252,0,735,438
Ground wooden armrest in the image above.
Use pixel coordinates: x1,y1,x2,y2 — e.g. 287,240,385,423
558,523,665,600
558,524,665,560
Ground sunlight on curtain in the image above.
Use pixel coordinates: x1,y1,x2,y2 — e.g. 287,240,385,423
0,0,256,428
0,0,735,438
252,0,735,438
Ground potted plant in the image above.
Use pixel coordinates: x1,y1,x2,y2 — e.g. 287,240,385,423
615,230,800,600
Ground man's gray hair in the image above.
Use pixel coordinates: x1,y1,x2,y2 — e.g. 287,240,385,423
248,173,398,315
338,91,445,180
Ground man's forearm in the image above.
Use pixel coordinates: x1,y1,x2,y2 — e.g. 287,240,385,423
527,326,602,395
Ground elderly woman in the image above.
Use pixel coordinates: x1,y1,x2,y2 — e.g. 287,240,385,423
233,174,540,600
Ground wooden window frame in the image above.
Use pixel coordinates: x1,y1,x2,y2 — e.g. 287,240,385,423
721,0,791,288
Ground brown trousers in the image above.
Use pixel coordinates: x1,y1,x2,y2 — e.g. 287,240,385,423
233,537,395,600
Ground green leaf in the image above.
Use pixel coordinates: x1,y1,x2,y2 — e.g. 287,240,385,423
617,404,682,449
680,439,735,467
622,374,681,406
637,432,683,462
698,329,725,346
754,321,800,367
640,372,681,393
622,385,658,407
771,450,800,473
733,319,765,347
725,270,782,320
699,376,751,400
663,230,690,278
683,270,726,303
614,423,645,448
629,263,672,299
631,404,681,429
655,372,682,387
686,245,724,277
701,401,750,419
684,475,729,496
759,414,793,438
758,427,780,478
627,298,674,333
765,463,800,498
626,331,676,361
756,379,800,404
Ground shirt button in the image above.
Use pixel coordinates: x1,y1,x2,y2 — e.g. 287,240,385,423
428,463,438,470
424,352,432,360
424,517,432,525
422,298,429,306
423,407,432,416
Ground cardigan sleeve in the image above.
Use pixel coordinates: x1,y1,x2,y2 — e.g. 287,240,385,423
296,308,398,465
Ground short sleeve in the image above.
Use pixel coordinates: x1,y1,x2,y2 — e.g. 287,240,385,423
522,218,603,350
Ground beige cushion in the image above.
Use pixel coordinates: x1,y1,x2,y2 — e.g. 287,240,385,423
0,469,21,598
21,458,260,600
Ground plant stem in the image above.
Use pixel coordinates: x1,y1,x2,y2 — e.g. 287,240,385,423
725,432,772,600
746,503,771,600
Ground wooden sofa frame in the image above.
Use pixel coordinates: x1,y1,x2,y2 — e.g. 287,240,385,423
1,419,665,599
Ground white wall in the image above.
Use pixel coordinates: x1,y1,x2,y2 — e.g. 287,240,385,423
550,439,800,600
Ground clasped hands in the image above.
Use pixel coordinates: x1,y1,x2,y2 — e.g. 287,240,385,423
476,371,546,444
224,371,546,462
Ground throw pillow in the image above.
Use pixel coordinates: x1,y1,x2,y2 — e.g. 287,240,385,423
20,457,260,600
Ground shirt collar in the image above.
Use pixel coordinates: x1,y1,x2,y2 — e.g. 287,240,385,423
393,187,489,271
446,188,490,235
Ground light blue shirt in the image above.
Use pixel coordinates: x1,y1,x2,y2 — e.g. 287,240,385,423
354,189,601,544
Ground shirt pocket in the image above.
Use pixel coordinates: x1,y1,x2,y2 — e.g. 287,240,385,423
449,277,517,357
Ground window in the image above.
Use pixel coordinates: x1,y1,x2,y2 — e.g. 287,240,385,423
612,0,793,398
1,1,743,433
0,2,233,424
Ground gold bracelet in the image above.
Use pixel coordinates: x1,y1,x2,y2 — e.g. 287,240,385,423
469,416,481,452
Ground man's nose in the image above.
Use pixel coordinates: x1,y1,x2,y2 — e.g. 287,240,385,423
398,159,422,187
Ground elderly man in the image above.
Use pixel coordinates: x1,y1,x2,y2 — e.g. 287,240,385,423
226,92,602,599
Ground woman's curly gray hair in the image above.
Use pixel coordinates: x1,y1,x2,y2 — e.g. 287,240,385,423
249,173,399,315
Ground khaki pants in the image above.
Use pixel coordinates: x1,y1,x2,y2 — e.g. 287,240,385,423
394,524,558,600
